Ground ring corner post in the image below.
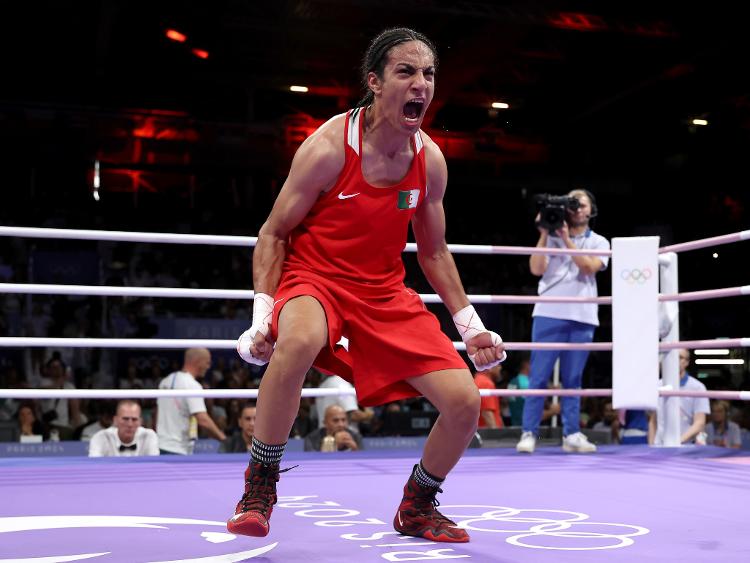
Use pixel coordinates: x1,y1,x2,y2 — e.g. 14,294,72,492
611,237,660,431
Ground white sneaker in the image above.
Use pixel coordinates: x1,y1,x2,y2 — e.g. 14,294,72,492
562,432,597,453
516,431,536,453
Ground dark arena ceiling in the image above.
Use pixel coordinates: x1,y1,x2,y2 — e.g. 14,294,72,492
1,1,748,240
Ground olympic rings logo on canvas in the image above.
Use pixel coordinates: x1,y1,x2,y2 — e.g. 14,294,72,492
441,505,650,550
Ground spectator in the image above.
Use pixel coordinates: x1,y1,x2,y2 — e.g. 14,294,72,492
507,357,530,426
78,400,115,441
649,349,711,445
473,365,502,429
89,400,159,457
315,374,374,431
156,348,226,454
706,400,741,449
592,401,621,444
304,404,363,452
220,402,256,453
16,403,45,442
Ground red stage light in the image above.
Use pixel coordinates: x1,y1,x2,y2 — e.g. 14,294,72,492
191,48,209,60
165,29,187,43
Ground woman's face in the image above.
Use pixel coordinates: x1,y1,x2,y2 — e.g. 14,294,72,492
19,407,35,425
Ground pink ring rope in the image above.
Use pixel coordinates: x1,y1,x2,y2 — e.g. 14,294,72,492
659,229,750,254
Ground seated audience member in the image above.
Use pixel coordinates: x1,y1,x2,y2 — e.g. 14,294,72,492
507,357,530,426
474,365,503,429
16,403,45,442
304,404,363,452
592,401,621,444
649,349,710,445
706,400,741,449
220,402,256,453
89,400,159,457
315,374,374,432
78,400,115,441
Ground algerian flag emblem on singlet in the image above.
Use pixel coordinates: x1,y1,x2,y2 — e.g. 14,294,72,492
397,189,420,210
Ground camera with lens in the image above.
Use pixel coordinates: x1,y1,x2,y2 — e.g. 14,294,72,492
534,194,581,231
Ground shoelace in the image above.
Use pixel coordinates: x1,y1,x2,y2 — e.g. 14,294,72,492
240,465,295,514
412,487,455,527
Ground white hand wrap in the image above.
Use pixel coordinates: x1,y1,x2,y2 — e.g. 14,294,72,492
236,293,274,366
452,304,507,370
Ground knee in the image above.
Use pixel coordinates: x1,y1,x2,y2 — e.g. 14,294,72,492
275,330,326,362
443,388,481,430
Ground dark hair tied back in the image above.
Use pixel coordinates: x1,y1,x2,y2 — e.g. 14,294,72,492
357,27,438,107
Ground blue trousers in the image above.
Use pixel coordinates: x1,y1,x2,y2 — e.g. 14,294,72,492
522,316,596,436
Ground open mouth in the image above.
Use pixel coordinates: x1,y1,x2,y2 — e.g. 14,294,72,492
403,99,425,123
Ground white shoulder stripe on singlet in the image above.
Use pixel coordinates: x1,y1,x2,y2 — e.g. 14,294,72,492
348,108,362,155
414,130,424,153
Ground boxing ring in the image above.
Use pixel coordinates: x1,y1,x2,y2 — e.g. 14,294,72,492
1,226,749,562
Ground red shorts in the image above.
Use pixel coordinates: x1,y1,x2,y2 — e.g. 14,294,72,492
271,270,467,407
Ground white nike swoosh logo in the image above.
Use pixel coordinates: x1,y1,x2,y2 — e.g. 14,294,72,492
338,191,360,200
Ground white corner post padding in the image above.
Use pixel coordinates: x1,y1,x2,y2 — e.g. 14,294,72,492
612,237,660,411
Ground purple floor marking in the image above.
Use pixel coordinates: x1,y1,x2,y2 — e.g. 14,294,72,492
1,446,749,562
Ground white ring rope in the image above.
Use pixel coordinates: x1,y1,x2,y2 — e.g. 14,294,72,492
1,388,748,401
0,226,611,257
401,242,612,257
1,337,747,352
658,389,750,401
3,282,748,304
0,226,257,247
0,337,604,351
0,283,254,300
0,283,611,304
659,338,750,350
658,285,750,302
4,225,747,256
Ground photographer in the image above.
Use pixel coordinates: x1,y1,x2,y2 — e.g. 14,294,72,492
517,189,610,454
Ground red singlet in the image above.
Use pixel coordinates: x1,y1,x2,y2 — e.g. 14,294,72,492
271,107,466,406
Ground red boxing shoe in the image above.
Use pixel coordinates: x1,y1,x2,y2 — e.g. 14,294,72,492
227,461,282,537
393,466,470,543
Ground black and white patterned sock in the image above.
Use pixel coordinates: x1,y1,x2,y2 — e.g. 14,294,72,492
414,461,444,489
251,437,285,465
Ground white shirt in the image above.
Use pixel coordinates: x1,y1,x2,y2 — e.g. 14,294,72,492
316,376,359,428
88,426,160,457
654,374,711,445
156,371,206,454
532,230,610,326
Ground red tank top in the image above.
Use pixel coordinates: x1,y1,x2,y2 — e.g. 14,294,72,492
283,107,427,295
